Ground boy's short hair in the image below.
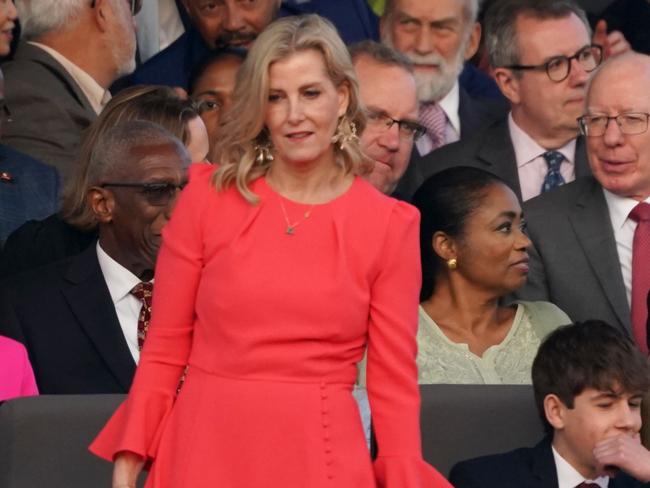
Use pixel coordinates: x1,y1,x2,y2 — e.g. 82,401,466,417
532,320,650,433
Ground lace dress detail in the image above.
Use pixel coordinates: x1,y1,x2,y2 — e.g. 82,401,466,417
416,301,570,384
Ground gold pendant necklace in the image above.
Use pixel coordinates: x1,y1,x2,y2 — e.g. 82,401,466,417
279,198,313,235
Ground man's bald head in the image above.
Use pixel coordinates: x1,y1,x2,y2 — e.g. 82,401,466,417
584,52,650,201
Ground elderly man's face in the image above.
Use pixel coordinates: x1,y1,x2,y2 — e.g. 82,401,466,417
585,59,650,201
182,0,280,50
99,142,189,279
356,56,419,194
380,0,479,103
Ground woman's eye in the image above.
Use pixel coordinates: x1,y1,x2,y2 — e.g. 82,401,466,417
303,89,320,99
497,222,512,233
268,93,282,102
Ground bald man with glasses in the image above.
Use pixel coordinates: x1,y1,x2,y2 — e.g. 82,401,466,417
516,52,650,348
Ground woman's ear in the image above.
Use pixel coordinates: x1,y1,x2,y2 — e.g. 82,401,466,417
432,231,457,262
337,81,350,118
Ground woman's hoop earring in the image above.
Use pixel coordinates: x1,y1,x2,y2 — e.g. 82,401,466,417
447,258,458,270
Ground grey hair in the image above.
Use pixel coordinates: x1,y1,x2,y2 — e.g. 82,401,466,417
349,40,414,74
16,0,88,39
484,0,591,69
384,0,479,24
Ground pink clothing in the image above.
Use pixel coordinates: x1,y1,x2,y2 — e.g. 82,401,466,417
91,165,450,487
0,335,39,401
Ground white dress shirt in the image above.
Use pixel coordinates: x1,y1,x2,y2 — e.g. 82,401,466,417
603,190,650,307
96,242,151,363
552,445,609,488
416,81,461,156
28,42,111,114
509,113,577,201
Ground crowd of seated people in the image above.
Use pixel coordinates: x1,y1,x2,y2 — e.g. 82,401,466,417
1,0,650,486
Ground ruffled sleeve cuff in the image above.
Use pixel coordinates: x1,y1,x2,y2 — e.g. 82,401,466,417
373,456,453,488
89,390,175,463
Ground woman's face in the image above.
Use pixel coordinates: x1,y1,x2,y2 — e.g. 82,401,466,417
264,49,349,170
186,115,210,162
192,55,242,153
0,0,17,57
451,183,531,295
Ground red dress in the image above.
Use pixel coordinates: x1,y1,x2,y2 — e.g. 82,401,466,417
90,164,451,488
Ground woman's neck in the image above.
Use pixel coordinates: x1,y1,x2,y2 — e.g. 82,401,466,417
266,158,351,204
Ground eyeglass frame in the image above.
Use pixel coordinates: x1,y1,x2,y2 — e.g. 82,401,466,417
90,0,142,16
100,182,186,206
577,112,650,137
502,44,603,83
365,109,427,141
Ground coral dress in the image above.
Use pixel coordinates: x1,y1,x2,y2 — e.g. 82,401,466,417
90,164,451,488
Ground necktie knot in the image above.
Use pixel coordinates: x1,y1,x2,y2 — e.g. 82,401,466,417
630,202,650,222
575,483,600,488
130,282,153,301
543,150,565,170
541,150,566,193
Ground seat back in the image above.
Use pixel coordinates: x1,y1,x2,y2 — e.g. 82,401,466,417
420,384,545,476
0,395,146,488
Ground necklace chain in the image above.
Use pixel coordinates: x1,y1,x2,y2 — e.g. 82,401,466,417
279,198,313,235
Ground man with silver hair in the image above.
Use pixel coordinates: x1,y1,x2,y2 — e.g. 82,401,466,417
2,0,139,183
0,120,190,394
380,0,507,199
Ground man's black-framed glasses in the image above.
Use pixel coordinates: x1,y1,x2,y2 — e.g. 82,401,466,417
366,109,427,141
100,182,185,206
503,44,603,82
577,113,650,137
90,0,142,16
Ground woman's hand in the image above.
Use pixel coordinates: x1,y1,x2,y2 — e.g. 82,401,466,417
112,450,145,488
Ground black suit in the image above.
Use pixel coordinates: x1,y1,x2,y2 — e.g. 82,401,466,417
0,244,135,394
450,437,648,488
394,88,507,200
414,117,592,200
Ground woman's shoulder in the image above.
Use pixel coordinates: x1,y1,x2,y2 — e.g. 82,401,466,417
0,336,29,363
351,177,419,222
517,300,571,335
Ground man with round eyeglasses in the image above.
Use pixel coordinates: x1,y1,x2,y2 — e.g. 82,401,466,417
418,0,629,203
516,52,650,352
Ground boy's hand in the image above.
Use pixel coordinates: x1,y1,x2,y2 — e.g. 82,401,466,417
594,434,650,482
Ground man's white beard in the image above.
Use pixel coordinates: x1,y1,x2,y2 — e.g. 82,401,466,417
383,32,469,103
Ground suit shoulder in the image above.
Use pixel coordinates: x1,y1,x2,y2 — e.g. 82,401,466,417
450,447,537,487
523,177,598,215
0,145,58,178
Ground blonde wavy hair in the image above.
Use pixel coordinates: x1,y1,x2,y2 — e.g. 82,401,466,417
213,14,371,203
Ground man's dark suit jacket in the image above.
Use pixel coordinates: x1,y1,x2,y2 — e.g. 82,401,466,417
412,116,592,201
450,437,648,488
2,42,96,183
394,89,507,201
515,177,631,335
0,144,59,244
0,244,136,394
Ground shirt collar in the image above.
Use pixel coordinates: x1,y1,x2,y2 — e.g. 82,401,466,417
603,188,650,231
438,81,460,135
508,112,576,168
28,41,111,114
552,445,608,488
96,241,147,304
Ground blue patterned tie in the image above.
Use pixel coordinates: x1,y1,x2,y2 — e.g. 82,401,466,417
541,150,566,193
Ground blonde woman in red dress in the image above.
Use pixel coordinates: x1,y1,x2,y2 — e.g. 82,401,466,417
91,14,450,488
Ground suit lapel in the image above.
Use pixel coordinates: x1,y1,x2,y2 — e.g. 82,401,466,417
531,437,560,488
14,42,96,119
574,137,593,179
61,245,136,391
475,119,523,200
567,179,631,333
